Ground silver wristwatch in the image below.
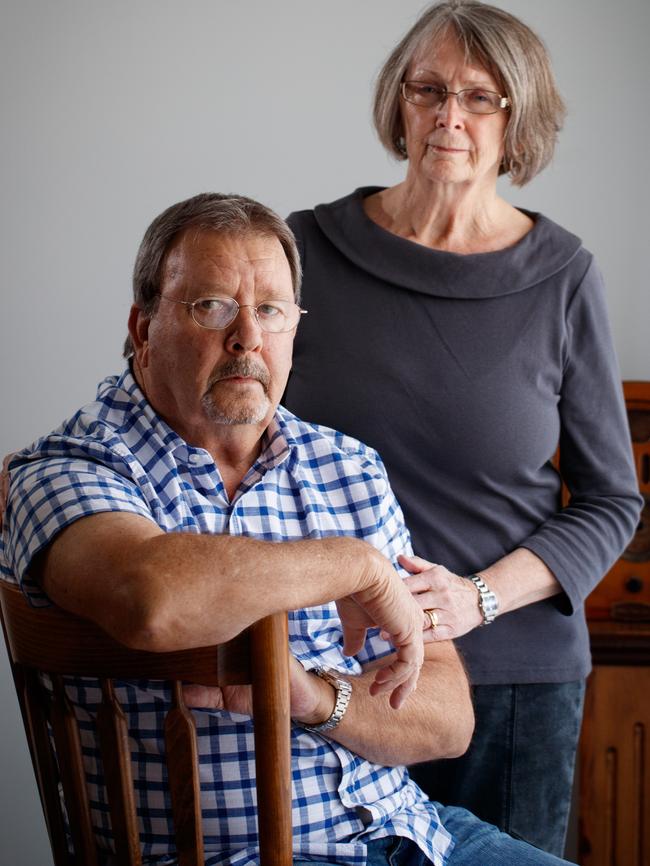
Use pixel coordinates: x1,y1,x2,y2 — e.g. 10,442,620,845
302,667,352,733
466,574,499,625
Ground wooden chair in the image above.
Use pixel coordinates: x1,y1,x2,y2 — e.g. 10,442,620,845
0,581,292,866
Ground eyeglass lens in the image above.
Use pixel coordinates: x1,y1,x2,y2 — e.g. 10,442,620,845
402,82,504,114
191,297,301,333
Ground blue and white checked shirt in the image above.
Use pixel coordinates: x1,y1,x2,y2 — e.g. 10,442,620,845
1,369,453,866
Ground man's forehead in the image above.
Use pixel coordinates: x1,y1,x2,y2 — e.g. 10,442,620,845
162,229,289,282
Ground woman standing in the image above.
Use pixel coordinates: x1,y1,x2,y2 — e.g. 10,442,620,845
284,1,642,856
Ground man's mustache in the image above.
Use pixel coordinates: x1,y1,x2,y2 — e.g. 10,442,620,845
206,358,271,392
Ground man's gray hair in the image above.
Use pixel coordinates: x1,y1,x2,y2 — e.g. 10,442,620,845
373,0,566,187
124,192,302,358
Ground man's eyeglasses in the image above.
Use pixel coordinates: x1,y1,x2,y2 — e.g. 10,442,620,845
400,81,510,115
157,294,308,333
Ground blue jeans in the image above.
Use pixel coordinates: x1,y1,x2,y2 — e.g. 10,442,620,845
408,681,585,857
293,814,577,864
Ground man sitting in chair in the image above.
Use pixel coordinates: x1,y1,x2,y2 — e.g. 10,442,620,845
0,193,576,866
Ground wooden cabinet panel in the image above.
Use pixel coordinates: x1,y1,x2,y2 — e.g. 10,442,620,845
579,382,650,866
579,666,649,866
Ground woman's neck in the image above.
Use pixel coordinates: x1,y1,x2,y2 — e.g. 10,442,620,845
364,176,533,254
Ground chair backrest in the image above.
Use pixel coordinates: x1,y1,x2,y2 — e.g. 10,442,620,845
0,582,292,866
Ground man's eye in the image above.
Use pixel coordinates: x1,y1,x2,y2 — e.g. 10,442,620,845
257,303,283,318
197,298,227,312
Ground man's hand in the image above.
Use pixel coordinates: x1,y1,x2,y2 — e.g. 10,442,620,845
183,655,336,726
336,548,427,710
0,453,15,531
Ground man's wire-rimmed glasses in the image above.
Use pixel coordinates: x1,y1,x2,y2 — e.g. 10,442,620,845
157,294,308,333
400,81,510,115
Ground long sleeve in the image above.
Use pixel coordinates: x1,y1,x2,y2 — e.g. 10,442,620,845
522,259,642,611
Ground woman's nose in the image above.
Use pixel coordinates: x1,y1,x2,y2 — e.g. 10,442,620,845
435,93,464,128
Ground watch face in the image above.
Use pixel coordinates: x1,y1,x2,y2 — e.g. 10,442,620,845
468,575,498,623
480,591,498,621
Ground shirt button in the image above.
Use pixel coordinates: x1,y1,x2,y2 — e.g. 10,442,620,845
188,453,202,465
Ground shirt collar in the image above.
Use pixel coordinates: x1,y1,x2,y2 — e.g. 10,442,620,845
114,365,294,474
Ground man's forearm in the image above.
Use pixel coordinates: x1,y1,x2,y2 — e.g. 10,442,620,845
41,511,427,708
124,532,388,649
42,517,377,650
301,643,474,766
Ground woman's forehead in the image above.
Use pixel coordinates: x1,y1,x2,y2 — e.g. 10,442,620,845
408,35,501,88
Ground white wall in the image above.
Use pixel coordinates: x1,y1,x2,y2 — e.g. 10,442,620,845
1,2,648,862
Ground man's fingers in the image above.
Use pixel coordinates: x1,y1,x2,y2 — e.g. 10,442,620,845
182,683,224,708
388,679,416,710
341,623,368,658
369,653,421,709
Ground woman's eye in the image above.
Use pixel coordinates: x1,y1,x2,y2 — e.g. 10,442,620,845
417,84,443,96
466,89,491,104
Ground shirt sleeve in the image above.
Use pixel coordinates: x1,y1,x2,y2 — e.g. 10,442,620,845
4,454,157,605
353,450,415,667
521,258,643,612
287,447,415,673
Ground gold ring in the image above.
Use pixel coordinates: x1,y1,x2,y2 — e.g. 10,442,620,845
424,608,438,630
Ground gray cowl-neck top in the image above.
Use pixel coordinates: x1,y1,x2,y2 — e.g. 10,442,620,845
284,187,641,684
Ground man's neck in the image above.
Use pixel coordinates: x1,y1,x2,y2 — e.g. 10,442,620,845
130,358,269,500
207,425,267,501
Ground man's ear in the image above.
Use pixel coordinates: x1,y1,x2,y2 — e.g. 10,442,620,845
128,305,151,368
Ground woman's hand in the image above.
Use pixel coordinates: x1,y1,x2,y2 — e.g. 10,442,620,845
397,554,485,640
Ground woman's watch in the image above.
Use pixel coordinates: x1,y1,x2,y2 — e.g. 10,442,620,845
302,667,352,733
466,574,499,625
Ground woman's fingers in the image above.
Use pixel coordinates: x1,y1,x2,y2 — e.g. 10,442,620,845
398,553,437,573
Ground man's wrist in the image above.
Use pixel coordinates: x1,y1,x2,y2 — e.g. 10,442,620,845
294,672,337,727
300,669,352,733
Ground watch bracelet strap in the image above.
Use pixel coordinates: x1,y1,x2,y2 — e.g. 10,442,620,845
466,573,499,625
302,667,352,733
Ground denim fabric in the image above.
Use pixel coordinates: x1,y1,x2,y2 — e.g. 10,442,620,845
292,835,425,865
408,681,586,857
293,819,577,865
439,806,576,865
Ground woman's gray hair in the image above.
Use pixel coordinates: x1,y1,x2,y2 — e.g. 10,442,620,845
373,0,566,186
124,192,302,358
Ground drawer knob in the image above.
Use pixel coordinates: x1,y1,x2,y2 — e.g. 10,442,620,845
625,576,644,593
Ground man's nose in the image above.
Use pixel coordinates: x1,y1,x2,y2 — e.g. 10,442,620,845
226,305,264,352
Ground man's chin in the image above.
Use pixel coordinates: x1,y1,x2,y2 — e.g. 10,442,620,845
201,396,272,426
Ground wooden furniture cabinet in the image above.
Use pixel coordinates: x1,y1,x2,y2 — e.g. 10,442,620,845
579,382,650,866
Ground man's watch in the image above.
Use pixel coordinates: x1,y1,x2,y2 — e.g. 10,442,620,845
302,667,352,733
466,574,499,625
